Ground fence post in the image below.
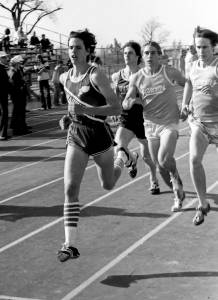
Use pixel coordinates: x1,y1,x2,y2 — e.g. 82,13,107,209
59,33,62,60
103,48,106,65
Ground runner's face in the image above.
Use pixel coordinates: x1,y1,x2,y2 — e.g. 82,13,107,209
195,37,214,62
68,37,89,65
143,45,160,66
0,56,8,65
123,46,138,66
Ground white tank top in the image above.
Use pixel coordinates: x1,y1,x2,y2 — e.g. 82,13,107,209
135,65,180,125
189,58,218,122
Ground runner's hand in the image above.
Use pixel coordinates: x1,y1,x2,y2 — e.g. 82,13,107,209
59,115,72,130
122,97,142,110
180,105,189,121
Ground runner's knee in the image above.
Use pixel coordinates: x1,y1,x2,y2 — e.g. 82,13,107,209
101,180,114,191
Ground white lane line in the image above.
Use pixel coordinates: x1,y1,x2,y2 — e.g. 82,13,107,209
0,296,42,300
0,128,63,157
0,125,190,250
0,171,150,254
0,177,63,205
0,151,189,254
0,124,188,158
61,181,218,300
0,124,189,181
0,143,149,205
0,137,61,157
0,163,96,205
0,152,65,177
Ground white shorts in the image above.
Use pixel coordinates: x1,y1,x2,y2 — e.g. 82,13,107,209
188,116,218,145
144,121,179,140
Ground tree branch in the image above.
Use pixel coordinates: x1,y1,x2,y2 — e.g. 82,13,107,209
25,8,62,35
0,3,11,12
0,1,62,34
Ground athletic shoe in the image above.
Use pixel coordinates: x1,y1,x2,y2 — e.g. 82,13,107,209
57,244,80,262
149,181,160,195
170,172,185,212
127,151,139,179
193,203,211,226
171,192,185,212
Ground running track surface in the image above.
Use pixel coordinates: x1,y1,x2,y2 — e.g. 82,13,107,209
0,96,218,300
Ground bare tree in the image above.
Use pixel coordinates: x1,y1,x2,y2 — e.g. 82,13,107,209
141,18,170,45
0,0,62,35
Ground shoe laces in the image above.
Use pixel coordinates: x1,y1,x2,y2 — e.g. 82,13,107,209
172,197,183,211
126,152,138,168
150,181,159,190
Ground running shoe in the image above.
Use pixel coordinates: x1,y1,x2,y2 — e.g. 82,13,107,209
127,151,139,179
193,203,210,226
57,244,80,262
170,172,185,212
171,192,185,212
149,181,160,195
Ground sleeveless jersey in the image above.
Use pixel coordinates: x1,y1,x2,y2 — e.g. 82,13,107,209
114,69,144,120
189,58,218,122
62,66,107,123
115,69,129,102
134,65,180,125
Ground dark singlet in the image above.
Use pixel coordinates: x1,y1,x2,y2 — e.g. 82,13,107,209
64,66,107,124
116,69,144,121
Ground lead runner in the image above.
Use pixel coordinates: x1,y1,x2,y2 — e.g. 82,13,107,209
57,29,137,262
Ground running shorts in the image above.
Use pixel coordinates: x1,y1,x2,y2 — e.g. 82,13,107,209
119,104,146,139
144,121,179,140
188,115,218,145
67,119,114,156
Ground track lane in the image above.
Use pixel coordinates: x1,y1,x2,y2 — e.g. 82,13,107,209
1,103,218,300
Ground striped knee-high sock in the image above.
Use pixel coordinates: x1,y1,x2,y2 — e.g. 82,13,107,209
64,202,80,246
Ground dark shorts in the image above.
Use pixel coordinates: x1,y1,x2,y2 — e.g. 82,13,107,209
119,104,146,140
67,119,114,156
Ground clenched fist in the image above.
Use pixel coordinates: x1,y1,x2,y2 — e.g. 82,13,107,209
59,115,72,130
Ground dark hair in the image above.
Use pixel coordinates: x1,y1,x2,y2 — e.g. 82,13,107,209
91,56,102,65
68,29,97,55
36,54,45,64
143,41,162,55
122,41,142,65
5,28,10,35
195,27,218,47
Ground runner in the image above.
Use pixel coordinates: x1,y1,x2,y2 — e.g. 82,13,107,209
57,29,137,262
181,27,218,225
123,41,186,212
112,41,159,193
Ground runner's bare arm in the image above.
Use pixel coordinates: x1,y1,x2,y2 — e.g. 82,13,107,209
122,74,142,110
180,79,193,121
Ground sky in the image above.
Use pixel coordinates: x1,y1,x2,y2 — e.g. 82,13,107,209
0,0,218,47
